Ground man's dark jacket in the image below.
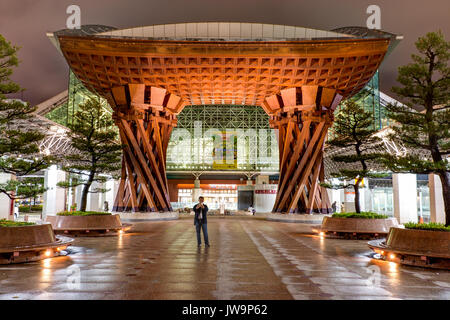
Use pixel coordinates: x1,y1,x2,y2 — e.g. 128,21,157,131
193,203,208,225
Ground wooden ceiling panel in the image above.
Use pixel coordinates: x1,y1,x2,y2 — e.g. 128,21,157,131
58,36,389,107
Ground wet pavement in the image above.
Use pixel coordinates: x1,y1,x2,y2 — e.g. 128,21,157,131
0,216,449,300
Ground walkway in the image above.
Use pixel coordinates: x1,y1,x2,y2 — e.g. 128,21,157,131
0,216,449,299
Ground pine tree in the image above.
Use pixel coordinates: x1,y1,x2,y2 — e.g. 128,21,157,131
58,98,122,212
0,34,51,200
323,100,386,213
17,177,45,207
381,31,450,226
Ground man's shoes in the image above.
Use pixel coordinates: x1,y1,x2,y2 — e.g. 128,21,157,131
198,244,201,248
205,244,210,247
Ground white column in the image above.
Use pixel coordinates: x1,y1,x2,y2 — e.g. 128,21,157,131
105,179,119,212
254,184,277,212
75,184,83,211
42,165,66,219
86,181,101,212
392,173,418,224
192,178,201,202
429,174,445,224
255,175,269,185
0,173,15,220
326,178,345,212
344,185,355,213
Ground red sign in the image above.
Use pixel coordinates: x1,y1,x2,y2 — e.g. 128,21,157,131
255,190,277,194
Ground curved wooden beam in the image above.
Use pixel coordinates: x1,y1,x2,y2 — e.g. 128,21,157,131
269,86,342,214
111,84,182,212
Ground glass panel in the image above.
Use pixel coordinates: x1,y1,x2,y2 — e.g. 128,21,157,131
166,105,279,172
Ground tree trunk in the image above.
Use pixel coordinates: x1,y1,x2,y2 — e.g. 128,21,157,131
437,171,450,226
79,173,95,212
354,182,361,213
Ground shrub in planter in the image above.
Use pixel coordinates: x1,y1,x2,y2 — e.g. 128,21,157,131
404,222,450,232
18,206,31,213
332,212,389,219
322,212,397,239
0,219,35,227
31,205,43,211
57,211,111,216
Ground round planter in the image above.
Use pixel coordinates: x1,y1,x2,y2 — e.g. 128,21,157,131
0,223,73,264
46,214,124,236
267,213,329,224
321,216,399,239
118,211,179,222
369,227,450,269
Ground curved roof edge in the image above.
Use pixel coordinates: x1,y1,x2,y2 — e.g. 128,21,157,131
332,26,403,57
47,25,117,53
93,22,354,42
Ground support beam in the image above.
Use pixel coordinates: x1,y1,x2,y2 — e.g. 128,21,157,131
192,178,202,202
0,173,15,220
42,165,67,218
429,174,446,224
393,173,418,224
110,84,183,213
268,86,342,214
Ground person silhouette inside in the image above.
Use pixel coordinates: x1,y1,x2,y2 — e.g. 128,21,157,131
193,196,210,247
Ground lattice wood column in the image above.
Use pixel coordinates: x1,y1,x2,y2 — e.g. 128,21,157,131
263,86,342,214
108,84,185,212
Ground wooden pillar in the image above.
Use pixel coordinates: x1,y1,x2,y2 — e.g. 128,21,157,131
109,84,185,212
264,86,342,214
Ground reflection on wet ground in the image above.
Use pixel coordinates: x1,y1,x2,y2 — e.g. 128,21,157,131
0,216,449,300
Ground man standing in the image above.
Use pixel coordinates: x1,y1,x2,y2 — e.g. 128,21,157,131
193,196,210,247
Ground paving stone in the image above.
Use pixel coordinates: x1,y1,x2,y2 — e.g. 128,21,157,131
0,217,449,299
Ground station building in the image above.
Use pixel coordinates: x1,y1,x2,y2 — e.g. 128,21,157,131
0,23,445,224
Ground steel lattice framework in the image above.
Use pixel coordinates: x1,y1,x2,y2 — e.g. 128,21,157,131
177,104,270,130
167,104,279,172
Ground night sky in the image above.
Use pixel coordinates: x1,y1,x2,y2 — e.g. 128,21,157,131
1,0,449,106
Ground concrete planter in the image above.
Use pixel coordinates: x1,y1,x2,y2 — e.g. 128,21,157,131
119,211,179,222
321,216,399,238
0,223,73,264
369,227,450,269
46,214,123,236
266,213,329,224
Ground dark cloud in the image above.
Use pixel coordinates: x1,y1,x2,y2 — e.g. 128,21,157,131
1,0,449,105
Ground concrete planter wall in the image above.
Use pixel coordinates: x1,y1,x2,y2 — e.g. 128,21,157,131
0,223,56,248
0,223,73,264
46,214,122,232
266,213,329,224
321,216,399,234
385,227,450,258
369,227,450,269
119,211,178,221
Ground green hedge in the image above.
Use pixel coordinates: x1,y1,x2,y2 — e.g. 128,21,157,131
18,206,30,213
332,212,389,219
18,205,43,212
404,222,450,232
57,211,111,216
0,219,35,227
